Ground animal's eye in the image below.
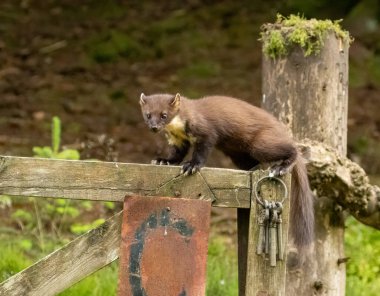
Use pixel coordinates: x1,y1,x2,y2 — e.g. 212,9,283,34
146,113,151,119
161,113,167,120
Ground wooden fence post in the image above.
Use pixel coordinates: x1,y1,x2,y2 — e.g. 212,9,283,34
247,172,291,296
238,172,291,296
262,25,349,295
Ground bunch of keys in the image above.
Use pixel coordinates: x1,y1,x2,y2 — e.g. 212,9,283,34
255,176,288,267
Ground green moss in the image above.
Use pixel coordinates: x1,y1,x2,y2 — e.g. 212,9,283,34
179,61,221,78
263,30,287,59
86,30,149,63
260,14,352,58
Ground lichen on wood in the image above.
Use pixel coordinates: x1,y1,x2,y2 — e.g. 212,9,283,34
260,14,352,58
301,141,380,229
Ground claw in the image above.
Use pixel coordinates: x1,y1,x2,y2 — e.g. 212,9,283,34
181,162,201,176
151,159,158,165
182,167,190,176
181,163,192,176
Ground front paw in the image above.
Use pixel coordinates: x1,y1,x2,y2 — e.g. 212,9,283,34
151,158,171,165
181,161,202,176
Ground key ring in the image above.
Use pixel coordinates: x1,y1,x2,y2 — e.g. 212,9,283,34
254,175,288,206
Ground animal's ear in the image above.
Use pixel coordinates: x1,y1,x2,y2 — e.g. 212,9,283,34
139,93,146,105
170,93,181,108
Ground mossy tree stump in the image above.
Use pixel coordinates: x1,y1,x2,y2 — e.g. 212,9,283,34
261,15,351,296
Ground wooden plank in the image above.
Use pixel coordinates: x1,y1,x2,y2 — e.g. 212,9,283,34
0,212,122,296
245,171,291,296
0,156,250,208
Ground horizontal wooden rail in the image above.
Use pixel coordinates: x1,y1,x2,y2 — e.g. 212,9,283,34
0,156,251,208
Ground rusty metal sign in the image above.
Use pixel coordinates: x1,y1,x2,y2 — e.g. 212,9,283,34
118,196,211,296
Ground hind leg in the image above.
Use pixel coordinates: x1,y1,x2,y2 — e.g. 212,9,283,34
269,153,297,176
251,142,298,177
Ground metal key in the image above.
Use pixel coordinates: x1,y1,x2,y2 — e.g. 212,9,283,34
275,202,284,261
264,202,272,255
269,203,278,267
256,201,269,255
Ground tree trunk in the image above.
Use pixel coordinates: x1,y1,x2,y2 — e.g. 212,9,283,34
262,33,349,295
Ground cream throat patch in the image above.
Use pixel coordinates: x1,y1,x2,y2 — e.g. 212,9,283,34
164,115,196,146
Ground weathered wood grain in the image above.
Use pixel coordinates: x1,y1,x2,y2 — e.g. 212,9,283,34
0,212,122,296
245,171,291,296
0,156,250,208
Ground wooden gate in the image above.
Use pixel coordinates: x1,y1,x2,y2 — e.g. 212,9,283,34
0,157,291,295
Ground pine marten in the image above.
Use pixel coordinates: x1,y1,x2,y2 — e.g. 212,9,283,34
139,93,314,248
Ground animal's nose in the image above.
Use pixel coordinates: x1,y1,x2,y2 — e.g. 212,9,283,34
151,126,159,132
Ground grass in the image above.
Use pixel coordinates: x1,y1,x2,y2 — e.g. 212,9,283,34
1,217,379,296
345,217,380,296
58,263,118,296
206,237,238,295
0,234,238,296
0,240,32,282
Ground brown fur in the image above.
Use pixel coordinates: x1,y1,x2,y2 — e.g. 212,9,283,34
140,93,314,248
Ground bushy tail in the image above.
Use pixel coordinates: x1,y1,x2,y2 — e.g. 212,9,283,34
290,155,314,248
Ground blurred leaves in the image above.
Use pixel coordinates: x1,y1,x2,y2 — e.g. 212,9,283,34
0,195,12,209
70,219,106,235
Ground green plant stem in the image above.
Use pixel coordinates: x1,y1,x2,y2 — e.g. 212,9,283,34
56,200,70,238
52,116,61,155
33,199,45,251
